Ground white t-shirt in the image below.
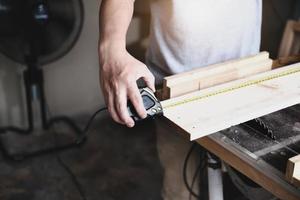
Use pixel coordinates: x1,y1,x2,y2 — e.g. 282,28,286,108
145,0,262,83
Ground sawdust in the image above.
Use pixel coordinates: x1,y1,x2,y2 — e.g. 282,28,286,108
293,122,300,132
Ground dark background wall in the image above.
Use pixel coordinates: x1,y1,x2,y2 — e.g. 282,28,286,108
261,0,300,58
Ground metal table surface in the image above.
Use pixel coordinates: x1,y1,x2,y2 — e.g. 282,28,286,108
192,104,300,200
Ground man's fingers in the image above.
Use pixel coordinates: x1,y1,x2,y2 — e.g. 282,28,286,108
107,94,123,124
115,90,135,128
141,70,156,92
128,86,147,119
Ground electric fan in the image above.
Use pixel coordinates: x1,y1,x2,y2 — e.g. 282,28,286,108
0,0,84,159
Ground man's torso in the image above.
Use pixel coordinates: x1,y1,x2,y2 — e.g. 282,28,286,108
146,0,262,83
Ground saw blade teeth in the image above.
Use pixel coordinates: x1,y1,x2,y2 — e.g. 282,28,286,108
256,118,276,140
245,118,276,141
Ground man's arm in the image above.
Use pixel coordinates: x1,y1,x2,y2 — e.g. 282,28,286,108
99,0,155,127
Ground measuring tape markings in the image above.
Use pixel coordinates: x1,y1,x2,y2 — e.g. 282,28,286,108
163,67,300,110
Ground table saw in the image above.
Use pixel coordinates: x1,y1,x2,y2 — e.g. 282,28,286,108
154,52,300,200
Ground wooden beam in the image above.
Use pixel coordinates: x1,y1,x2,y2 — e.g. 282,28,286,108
164,52,270,86
279,20,300,57
162,52,272,99
168,58,273,98
161,62,300,140
286,155,300,187
273,55,300,69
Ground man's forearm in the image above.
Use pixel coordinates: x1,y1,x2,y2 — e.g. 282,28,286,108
98,0,154,127
99,0,135,53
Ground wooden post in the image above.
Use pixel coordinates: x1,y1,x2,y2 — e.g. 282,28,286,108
278,20,300,57
286,155,300,187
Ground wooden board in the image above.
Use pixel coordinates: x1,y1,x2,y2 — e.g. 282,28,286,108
161,62,300,140
279,20,300,57
273,55,300,69
162,52,271,99
286,155,300,187
162,52,272,99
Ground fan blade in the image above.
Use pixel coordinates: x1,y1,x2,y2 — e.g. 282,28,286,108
48,0,76,24
42,21,69,54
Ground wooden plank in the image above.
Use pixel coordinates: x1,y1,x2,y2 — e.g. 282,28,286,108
164,52,270,86
162,52,271,99
199,59,272,90
272,55,300,69
286,155,300,187
295,22,300,32
279,20,300,57
168,59,273,98
279,20,296,57
293,22,300,55
161,62,300,140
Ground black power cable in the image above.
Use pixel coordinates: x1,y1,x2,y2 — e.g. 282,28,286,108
76,107,108,145
189,149,207,200
189,162,202,200
183,143,201,199
52,127,87,200
52,107,107,200
0,106,107,160
56,153,87,200
183,142,208,200
0,126,31,135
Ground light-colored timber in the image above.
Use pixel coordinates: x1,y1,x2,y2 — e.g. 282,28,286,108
278,20,300,57
286,155,300,188
162,52,272,99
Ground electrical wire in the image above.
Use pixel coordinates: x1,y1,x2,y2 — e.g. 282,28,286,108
0,126,31,134
184,143,208,200
189,162,202,200
57,155,87,200
53,130,88,200
0,116,83,137
183,143,201,199
83,108,107,133
76,107,108,144
52,107,107,200
189,149,207,200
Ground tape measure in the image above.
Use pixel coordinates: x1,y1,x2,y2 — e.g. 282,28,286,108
162,67,300,110
128,87,163,122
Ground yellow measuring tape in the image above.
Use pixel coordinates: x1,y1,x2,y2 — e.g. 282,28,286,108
163,67,300,109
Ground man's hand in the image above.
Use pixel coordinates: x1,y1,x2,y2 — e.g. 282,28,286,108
99,47,155,127
98,0,154,127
